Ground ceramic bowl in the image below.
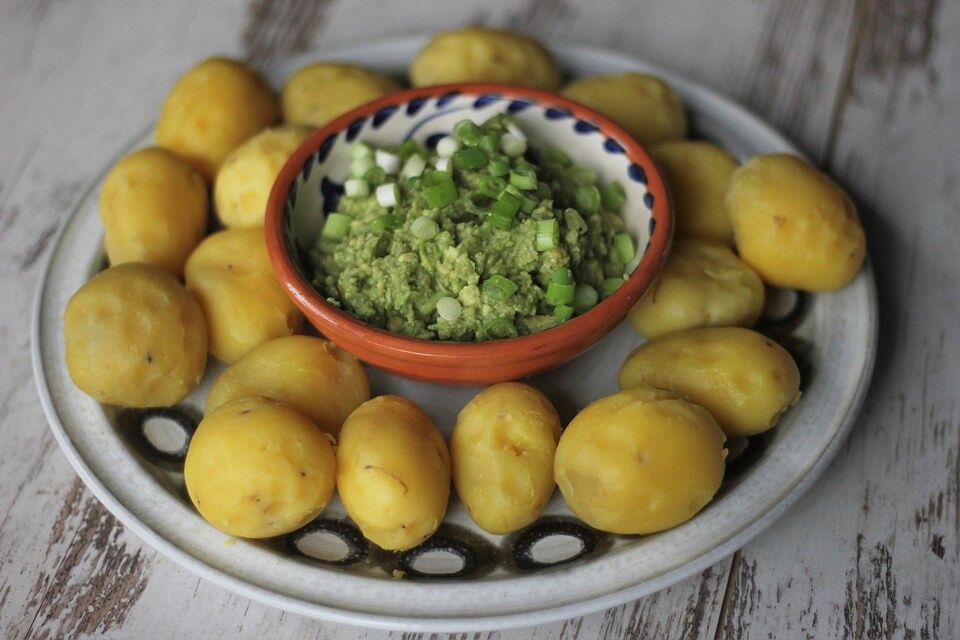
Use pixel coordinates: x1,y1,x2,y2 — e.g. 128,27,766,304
265,84,672,384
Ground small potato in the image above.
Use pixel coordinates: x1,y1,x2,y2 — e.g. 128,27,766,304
337,396,450,551
561,73,687,146
619,327,801,438
281,63,401,128
185,228,303,364
99,147,208,277
214,126,312,228
205,335,369,436
628,238,764,338
650,141,738,243
555,386,726,535
410,28,561,91
64,263,207,407
184,397,336,538
156,57,279,180
726,154,866,291
451,382,561,535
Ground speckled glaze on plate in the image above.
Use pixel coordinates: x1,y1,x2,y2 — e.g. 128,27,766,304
31,37,878,632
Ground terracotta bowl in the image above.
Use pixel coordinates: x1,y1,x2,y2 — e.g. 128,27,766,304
265,84,672,384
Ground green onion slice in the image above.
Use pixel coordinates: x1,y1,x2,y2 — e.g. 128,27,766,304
410,215,439,240
482,275,518,301
536,219,560,251
613,233,635,264
321,213,351,240
573,283,599,312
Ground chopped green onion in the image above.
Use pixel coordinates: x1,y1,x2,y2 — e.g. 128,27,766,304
406,175,421,190
479,176,507,198
575,185,601,213
506,123,527,142
372,213,403,231
500,133,527,157
398,139,421,159
550,267,574,285
363,166,387,186
602,181,627,212
410,215,439,240
488,213,513,229
375,149,400,174
416,292,444,316
344,178,369,198
321,213,351,240
569,166,597,186
480,133,500,153
504,184,523,198
488,158,510,177
436,296,462,321
509,169,537,191
543,146,571,167
482,275,518,301
613,233,635,263
400,154,427,179
536,181,552,199
546,281,575,306
489,191,521,225
601,277,624,297
350,156,375,178
453,120,482,146
519,195,537,214
554,304,575,322
376,183,400,208
536,219,560,251
422,170,457,208
453,147,487,170
351,142,373,160
573,283,598,312
435,157,451,172
563,208,587,234
436,136,460,158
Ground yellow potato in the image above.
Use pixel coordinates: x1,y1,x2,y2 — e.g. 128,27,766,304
554,386,726,535
561,73,687,146
650,141,738,243
726,154,866,291
451,382,561,534
185,228,303,364
184,396,336,538
156,57,278,181
337,396,450,551
410,28,561,91
281,63,400,128
64,263,207,407
628,238,764,338
214,126,312,228
619,327,801,438
205,335,369,436
99,147,208,277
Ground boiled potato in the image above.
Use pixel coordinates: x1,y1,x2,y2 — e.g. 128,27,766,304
619,327,801,438
555,386,726,534
561,73,686,146
281,63,400,128
205,335,369,436
410,28,561,91
451,382,561,535
185,228,303,363
184,396,336,538
726,154,866,291
99,147,208,277
64,263,207,407
337,396,450,551
628,238,764,338
156,57,278,181
650,141,738,243
214,126,312,228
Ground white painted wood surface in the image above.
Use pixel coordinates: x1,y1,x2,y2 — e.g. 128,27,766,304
0,0,956,637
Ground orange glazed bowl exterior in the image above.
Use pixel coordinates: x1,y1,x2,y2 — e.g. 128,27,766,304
265,84,672,384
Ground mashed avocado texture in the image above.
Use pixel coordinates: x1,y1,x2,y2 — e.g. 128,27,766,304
310,114,633,341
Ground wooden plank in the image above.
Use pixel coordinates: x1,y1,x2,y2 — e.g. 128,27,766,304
716,1,960,638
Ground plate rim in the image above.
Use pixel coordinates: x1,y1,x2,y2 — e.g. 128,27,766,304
31,36,879,632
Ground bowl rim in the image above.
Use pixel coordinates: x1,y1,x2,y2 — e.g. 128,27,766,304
264,83,673,356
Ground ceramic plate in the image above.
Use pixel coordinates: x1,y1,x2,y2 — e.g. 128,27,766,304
32,36,878,632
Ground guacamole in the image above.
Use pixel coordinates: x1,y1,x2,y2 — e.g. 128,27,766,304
309,114,634,342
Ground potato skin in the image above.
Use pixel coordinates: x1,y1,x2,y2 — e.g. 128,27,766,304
184,396,336,538
214,126,312,228
337,396,450,551
205,335,369,436
99,147,208,277
451,382,561,535
410,28,561,91
64,263,207,407
650,141,738,243
561,73,687,146
156,57,278,180
281,63,400,128
555,386,726,534
185,228,303,364
619,327,800,438
726,154,866,291
628,238,764,338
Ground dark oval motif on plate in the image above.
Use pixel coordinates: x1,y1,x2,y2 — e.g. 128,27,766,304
315,133,338,163
424,132,448,150
435,90,461,108
128,407,198,464
301,152,316,183
473,93,501,109
507,517,601,571
628,162,648,184
371,105,398,129
320,177,344,214
345,116,366,142
286,519,369,566
396,536,481,580
604,138,626,154
574,119,599,134
643,192,655,209
544,107,572,120
507,99,533,113
406,96,428,116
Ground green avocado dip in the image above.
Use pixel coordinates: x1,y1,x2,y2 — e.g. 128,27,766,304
308,114,635,342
